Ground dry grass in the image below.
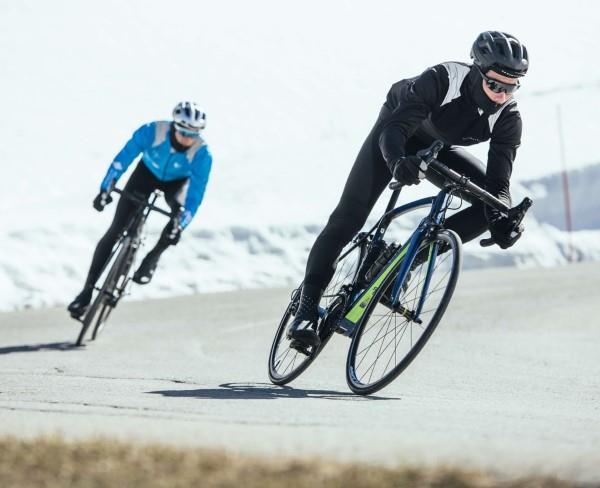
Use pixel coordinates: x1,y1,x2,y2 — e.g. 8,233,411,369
0,436,586,488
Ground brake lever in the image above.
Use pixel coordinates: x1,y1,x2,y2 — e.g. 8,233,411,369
416,140,444,163
480,197,533,247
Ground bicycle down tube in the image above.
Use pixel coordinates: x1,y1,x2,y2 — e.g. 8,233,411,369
339,194,439,335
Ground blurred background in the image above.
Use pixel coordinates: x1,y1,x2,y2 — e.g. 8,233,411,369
1,0,599,309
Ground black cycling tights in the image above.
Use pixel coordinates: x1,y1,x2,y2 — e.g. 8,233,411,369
304,113,489,291
83,162,189,288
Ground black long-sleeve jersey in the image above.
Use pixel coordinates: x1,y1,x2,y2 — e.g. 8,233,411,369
378,61,522,204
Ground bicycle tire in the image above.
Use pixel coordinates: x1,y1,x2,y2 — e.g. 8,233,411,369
268,241,364,385
346,229,462,395
75,289,106,346
75,238,131,345
90,297,114,341
91,244,137,341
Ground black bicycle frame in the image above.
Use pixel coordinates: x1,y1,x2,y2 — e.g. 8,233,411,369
92,189,172,288
115,188,171,237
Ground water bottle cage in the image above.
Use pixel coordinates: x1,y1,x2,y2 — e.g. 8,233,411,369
364,243,398,284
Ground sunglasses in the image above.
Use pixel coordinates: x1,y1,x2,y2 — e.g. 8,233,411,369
480,70,521,94
174,124,201,138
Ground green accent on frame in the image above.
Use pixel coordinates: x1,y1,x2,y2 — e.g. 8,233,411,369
344,245,409,324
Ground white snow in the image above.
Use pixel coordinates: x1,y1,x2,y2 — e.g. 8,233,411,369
1,0,600,311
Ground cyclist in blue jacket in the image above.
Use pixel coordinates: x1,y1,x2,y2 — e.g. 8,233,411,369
68,101,213,317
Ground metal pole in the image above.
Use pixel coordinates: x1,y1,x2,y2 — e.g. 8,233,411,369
556,104,574,263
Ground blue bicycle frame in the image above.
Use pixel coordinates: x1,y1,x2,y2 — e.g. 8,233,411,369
337,186,454,337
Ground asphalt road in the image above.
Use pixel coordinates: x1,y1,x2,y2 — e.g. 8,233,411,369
1,262,599,482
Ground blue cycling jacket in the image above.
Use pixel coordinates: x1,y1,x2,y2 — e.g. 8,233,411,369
100,121,212,227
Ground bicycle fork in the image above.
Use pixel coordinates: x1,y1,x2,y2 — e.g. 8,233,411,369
388,238,440,324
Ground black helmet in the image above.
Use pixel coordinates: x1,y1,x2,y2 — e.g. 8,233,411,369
471,31,529,78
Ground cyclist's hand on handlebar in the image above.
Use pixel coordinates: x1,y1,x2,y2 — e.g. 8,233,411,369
93,191,113,212
178,209,193,229
481,197,532,248
166,209,192,245
488,215,524,249
392,156,428,186
166,224,182,245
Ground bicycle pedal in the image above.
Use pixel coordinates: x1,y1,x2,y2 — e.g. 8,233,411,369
290,328,320,347
69,312,85,323
289,339,313,357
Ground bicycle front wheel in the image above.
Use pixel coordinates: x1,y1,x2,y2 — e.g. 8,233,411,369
76,290,107,346
346,229,462,395
76,239,133,346
90,244,137,341
90,299,114,341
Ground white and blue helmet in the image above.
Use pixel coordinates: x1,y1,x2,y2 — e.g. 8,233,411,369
172,101,207,133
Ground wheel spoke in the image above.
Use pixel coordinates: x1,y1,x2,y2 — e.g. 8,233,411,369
356,313,410,358
356,312,395,371
290,353,298,372
356,314,411,370
323,245,362,307
368,314,392,384
403,252,452,298
360,318,411,383
361,308,398,337
275,345,293,365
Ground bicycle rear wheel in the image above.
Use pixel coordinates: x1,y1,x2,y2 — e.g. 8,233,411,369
268,240,364,385
346,229,462,395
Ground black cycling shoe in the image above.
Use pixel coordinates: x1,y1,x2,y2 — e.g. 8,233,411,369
132,253,159,285
287,286,322,354
67,287,93,318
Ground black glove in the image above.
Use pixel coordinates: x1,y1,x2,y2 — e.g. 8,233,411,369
392,156,428,186
93,191,113,212
165,213,184,245
488,214,524,249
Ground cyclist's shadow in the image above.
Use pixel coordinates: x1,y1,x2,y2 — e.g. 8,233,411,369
148,382,398,401
0,342,79,355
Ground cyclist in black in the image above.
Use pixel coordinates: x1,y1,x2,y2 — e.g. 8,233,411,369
68,102,213,318
290,31,529,348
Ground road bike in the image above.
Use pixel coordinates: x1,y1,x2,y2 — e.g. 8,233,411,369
268,140,532,395
75,188,172,346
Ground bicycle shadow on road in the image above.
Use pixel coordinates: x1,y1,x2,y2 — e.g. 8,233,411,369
0,342,80,355
148,382,399,401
